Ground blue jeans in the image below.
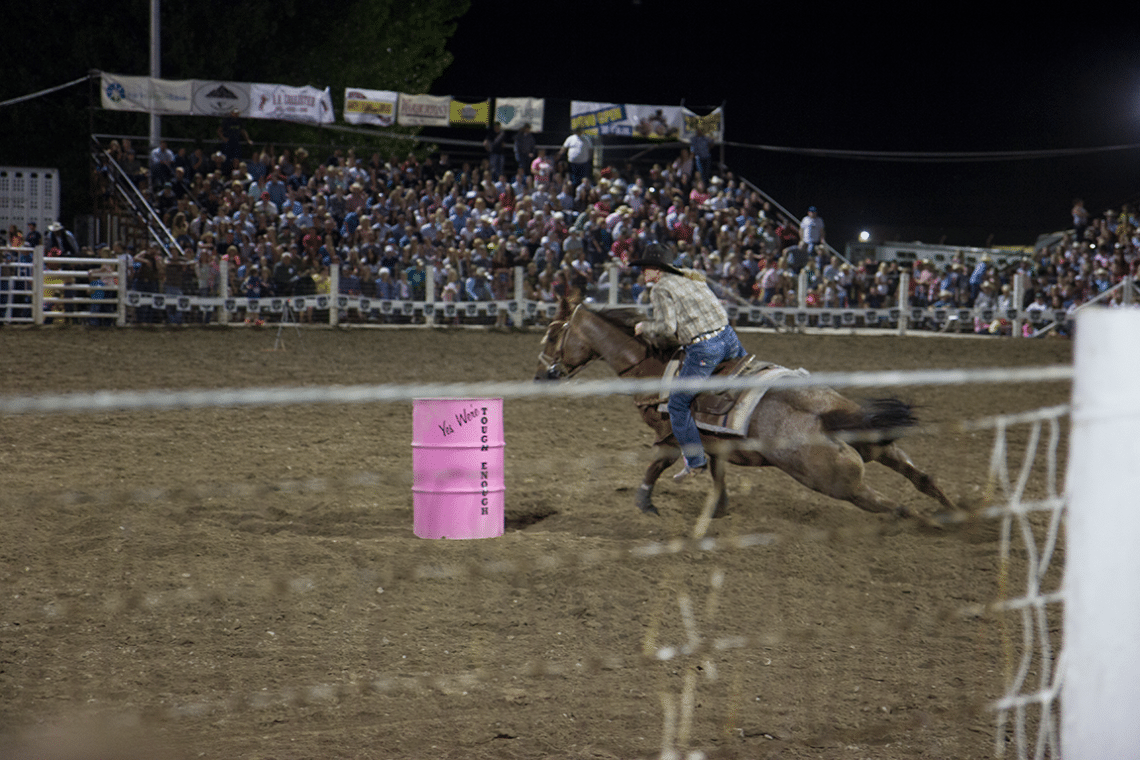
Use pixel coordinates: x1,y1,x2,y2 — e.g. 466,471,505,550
489,153,505,181
165,284,183,324
694,155,711,182
668,327,747,468
570,161,590,187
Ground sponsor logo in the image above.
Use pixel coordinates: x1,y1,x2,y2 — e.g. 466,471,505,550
193,82,249,115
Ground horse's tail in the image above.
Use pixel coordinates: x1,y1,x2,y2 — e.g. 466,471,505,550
820,397,918,445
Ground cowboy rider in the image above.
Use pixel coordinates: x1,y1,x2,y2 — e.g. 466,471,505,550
633,243,747,480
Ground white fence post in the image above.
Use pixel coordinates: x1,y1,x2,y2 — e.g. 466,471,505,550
33,246,44,326
513,265,525,325
1013,271,1026,337
897,271,909,336
116,255,128,327
329,265,340,326
219,258,230,325
1063,308,1140,759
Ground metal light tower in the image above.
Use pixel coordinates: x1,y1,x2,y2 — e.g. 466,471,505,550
149,0,160,148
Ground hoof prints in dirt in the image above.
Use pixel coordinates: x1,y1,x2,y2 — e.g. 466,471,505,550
505,503,557,530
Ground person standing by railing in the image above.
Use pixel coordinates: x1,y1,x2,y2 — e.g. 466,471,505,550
799,206,825,256
163,245,190,325
195,247,220,324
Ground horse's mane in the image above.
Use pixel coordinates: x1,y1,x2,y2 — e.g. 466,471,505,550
581,302,678,355
581,303,641,333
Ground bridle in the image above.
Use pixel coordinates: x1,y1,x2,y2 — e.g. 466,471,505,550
538,303,654,381
537,304,593,380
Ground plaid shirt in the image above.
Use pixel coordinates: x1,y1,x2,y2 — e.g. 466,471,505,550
643,270,728,345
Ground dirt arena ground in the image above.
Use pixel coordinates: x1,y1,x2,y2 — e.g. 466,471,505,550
0,324,1072,759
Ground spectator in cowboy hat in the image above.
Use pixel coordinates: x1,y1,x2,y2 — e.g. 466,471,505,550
465,266,493,302
45,222,80,257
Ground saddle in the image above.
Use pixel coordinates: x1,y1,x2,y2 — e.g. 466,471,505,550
644,354,810,437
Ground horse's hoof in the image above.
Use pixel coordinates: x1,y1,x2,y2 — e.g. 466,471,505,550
636,485,659,515
932,508,969,526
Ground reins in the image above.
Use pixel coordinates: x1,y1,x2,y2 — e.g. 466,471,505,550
540,304,655,380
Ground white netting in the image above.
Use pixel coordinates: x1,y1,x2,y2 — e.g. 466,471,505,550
0,338,1072,760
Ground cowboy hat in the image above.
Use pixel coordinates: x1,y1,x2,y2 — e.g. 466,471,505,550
629,243,683,275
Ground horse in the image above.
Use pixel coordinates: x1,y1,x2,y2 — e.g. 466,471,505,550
534,300,958,522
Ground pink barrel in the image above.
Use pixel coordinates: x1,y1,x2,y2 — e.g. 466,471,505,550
412,398,504,539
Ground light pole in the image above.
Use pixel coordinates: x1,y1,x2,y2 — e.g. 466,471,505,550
149,0,161,149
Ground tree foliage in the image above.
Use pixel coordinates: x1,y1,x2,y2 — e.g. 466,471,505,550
0,0,469,224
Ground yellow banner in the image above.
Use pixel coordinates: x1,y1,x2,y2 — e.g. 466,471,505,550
449,100,490,126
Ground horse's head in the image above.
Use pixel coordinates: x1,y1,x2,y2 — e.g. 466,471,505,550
534,300,598,381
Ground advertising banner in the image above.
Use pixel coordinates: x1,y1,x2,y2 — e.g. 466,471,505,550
681,106,725,142
192,80,252,117
493,97,544,131
449,99,491,127
569,102,683,139
343,87,398,126
397,94,451,127
569,101,625,136
102,74,331,123
624,104,683,140
250,83,334,124
101,74,192,114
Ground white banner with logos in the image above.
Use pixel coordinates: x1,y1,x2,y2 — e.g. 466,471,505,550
249,83,333,124
397,93,451,127
102,74,331,124
493,97,544,131
343,87,398,126
569,101,683,139
192,80,252,117
101,73,193,114
624,104,683,140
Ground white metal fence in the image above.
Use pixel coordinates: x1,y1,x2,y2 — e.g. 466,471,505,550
3,245,1136,333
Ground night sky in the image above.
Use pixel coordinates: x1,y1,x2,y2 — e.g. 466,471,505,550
434,7,1140,249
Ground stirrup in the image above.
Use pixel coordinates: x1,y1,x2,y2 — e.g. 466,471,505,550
673,463,708,482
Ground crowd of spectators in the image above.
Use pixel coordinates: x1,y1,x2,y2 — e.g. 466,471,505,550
6,125,1139,333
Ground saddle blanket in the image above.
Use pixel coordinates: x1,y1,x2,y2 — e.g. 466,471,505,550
657,357,809,437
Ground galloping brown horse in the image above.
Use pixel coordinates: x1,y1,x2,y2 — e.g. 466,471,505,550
535,300,958,521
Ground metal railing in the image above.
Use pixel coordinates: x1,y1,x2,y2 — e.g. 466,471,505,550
89,136,185,260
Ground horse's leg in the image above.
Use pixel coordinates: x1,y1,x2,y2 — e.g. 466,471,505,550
847,482,912,518
775,441,914,519
709,451,729,518
637,446,680,516
875,443,959,517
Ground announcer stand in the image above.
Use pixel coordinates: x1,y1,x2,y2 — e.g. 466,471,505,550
32,246,128,326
